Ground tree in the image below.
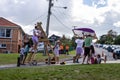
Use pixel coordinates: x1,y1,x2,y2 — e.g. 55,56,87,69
108,29,117,38
98,35,107,44
60,35,71,46
98,30,117,44
99,34,113,44
114,35,120,45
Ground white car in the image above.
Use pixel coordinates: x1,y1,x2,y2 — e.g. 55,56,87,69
37,42,52,52
37,42,44,52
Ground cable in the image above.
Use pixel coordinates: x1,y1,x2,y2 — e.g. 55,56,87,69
25,11,48,26
52,9,73,26
52,13,71,30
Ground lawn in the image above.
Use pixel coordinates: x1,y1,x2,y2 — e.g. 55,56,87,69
0,64,120,80
0,51,75,65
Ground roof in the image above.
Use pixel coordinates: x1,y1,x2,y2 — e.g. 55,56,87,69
49,34,61,39
0,17,25,34
0,17,19,27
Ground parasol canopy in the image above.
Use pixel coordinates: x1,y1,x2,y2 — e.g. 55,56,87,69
72,28,96,37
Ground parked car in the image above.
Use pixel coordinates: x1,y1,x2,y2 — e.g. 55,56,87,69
113,48,120,59
107,46,113,52
37,42,52,53
37,42,44,52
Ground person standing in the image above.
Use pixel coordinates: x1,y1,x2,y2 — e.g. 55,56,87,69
74,37,84,63
65,44,69,55
59,43,64,54
22,34,31,64
90,43,95,64
19,45,25,64
82,34,92,64
53,40,60,64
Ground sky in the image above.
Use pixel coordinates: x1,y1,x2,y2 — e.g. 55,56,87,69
0,0,120,39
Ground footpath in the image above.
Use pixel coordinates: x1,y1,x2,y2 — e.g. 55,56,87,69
0,57,120,69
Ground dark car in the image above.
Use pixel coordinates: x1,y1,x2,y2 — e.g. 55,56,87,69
113,48,120,59
107,46,113,52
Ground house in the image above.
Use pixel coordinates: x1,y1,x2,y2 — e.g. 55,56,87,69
49,34,61,44
0,17,25,53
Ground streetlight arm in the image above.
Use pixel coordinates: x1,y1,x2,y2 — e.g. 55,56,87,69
53,6,67,9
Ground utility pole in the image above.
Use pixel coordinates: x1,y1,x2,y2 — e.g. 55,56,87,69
43,0,53,56
46,0,53,37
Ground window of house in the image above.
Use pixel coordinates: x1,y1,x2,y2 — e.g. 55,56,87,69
0,28,11,38
0,44,6,48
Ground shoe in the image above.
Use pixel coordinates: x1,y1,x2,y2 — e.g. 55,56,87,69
60,62,65,65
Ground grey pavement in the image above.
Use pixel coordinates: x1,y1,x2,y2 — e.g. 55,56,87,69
0,57,120,69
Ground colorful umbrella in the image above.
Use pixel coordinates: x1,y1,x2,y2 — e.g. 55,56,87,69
72,28,96,37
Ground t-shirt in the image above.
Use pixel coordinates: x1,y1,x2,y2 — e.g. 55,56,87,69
54,44,60,50
75,39,84,48
20,48,24,55
65,46,69,50
24,45,30,53
33,29,41,36
84,36,92,47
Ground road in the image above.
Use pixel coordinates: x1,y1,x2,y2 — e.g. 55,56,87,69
65,47,118,65
95,47,114,61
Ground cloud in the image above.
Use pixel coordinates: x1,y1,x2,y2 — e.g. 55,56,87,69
71,0,120,37
0,0,120,38
114,21,120,27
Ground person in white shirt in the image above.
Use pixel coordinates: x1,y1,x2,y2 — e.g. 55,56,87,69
53,40,60,64
32,25,41,53
27,25,41,63
73,37,84,63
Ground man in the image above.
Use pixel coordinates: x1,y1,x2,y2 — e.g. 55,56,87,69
82,34,92,64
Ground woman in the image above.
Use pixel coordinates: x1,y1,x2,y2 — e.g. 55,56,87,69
27,25,41,63
74,37,84,63
32,25,41,53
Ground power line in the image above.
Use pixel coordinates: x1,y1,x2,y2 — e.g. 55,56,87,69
52,13,71,30
52,9,73,26
25,11,48,26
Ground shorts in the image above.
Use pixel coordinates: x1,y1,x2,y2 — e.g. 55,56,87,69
32,36,38,44
54,49,59,57
84,47,90,56
76,47,83,55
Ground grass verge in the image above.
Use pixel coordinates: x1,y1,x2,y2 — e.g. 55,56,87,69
0,64,120,80
0,51,75,65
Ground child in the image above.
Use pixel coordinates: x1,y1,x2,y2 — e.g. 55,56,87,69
101,51,107,63
94,54,104,64
97,54,101,64
53,40,60,64
19,45,25,64
65,44,69,55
